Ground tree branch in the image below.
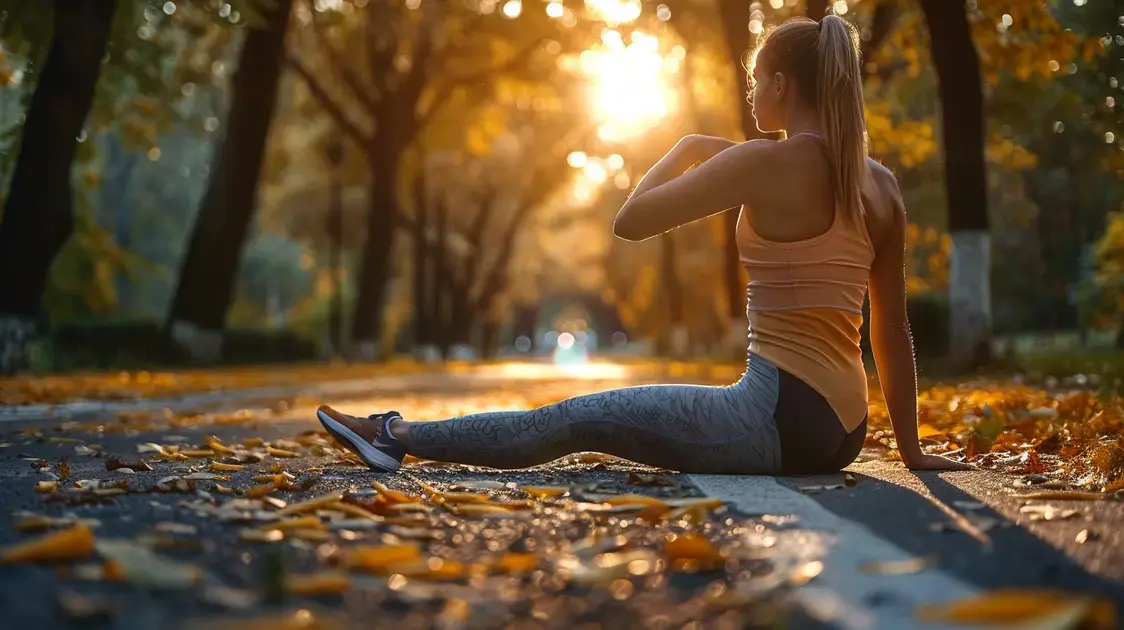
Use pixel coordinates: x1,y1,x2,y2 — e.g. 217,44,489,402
414,38,545,133
306,1,379,115
286,53,372,147
365,0,399,94
860,1,900,82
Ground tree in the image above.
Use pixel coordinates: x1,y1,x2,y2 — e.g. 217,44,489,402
166,0,294,362
285,0,580,360
918,0,990,368
0,0,117,372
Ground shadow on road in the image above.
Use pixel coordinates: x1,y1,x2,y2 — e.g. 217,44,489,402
778,471,1124,608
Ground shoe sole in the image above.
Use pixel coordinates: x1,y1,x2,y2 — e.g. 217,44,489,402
316,409,401,472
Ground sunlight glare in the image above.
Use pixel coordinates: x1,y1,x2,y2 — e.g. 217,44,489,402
546,1,563,18
567,151,588,168
502,0,521,18
581,30,678,143
585,0,641,26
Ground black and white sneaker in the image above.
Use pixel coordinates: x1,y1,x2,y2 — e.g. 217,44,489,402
316,405,407,472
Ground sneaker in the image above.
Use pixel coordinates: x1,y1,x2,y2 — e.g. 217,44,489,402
316,405,406,472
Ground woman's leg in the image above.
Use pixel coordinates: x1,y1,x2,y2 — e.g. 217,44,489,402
403,359,783,474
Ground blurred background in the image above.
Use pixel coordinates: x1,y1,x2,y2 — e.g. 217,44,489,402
0,0,1120,373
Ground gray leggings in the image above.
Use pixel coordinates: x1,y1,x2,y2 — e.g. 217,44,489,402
406,355,866,475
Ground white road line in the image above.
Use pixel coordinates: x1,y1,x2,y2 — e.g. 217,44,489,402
689,474,979,630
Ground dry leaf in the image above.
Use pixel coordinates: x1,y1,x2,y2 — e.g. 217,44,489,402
35,480,59,494
495,552,539,574
275,493,345,516
860,555,931,575
94,539,202,590
211,462,245,472
58,457,70,480
267,446,301,459
56,588,113,621
627,472,674,487
105,456,153,472
287,571,351,596
523,486,568,499
347,544,421,572
1015,491,1107,501
916,589,1117,628
0,524,96,564
918,424,945,439
240,529,284,543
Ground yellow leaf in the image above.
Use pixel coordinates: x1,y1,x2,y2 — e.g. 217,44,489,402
0,525,96,564
918,424,944,439
916,589,1116,629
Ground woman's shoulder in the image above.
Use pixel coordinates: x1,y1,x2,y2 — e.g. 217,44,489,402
862,158,906,249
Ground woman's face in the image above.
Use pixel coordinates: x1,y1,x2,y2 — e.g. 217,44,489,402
749,56,785,133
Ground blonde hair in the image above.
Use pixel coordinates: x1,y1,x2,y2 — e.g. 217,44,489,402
756,15,869,224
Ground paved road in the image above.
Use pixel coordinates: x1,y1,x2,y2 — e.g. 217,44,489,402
1,363,1121,629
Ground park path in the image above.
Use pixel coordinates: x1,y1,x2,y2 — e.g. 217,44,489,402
0,363,1121,629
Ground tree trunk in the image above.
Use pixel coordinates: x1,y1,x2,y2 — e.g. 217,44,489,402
431,195,450,356
99,133,140,313
920,0,991,369
716,0,760,352
166,0,293,362
0,0,116,372
351,153,398,361
411,173,432,347
661,232,688,357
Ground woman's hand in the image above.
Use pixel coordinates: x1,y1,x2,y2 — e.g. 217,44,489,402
904,453,975,471
676,134,738,165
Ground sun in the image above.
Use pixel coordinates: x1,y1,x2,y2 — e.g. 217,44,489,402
579,29,679,143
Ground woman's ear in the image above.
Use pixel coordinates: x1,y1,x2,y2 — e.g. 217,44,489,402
773,72,787,100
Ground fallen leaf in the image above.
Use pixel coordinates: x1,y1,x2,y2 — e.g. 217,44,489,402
266,516,326,532
35,480,59,494
59,457,70,480
917,424,945,439
203,436,235,454
437,491,491,504
246,484,275,498
1019,504,1080,521
267,446,301,459
347,544,422,572
287,571,351,596
240,529,284,543
522,486,569,499
211,462,245,472
384,558,467,580
665,533,724,571
275,493,345,516
916,589,1116,628
56,588,113,621
242,438,264,448
105,456,154,472
95,539,202,590
1015,491,1107,501
495,552,539,574
860,555,931,575
798,484,844,493
185,472,227,481
181,449,216,458
627,472,674,487
0,524,96,564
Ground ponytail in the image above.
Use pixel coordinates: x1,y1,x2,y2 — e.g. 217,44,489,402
816,15,868,225
756,15,869,225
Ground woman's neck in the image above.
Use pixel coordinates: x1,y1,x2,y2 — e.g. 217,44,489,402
783,109,821,138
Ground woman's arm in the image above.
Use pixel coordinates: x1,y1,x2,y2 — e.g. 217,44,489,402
613,135,753,241
868,169,971,472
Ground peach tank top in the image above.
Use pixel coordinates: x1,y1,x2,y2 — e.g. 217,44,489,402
736,134,873,432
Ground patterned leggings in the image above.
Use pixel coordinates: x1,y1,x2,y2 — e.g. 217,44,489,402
405,355,867,475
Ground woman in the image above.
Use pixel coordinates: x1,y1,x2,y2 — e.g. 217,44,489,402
316,15,970,474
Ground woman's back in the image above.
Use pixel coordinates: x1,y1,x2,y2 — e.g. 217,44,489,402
736,133,898,432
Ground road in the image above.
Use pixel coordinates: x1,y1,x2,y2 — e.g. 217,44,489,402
1,362,1121,629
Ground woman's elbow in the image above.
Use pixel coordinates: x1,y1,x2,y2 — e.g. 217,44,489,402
613,213,646,241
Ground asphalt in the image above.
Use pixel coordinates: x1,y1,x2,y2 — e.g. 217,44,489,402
1,366,1122,629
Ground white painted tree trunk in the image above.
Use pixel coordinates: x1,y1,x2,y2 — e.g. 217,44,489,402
169,319,223,364
0,315,36,374
948,230,992,367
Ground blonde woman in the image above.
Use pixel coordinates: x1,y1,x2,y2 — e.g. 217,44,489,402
316,16,970,475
